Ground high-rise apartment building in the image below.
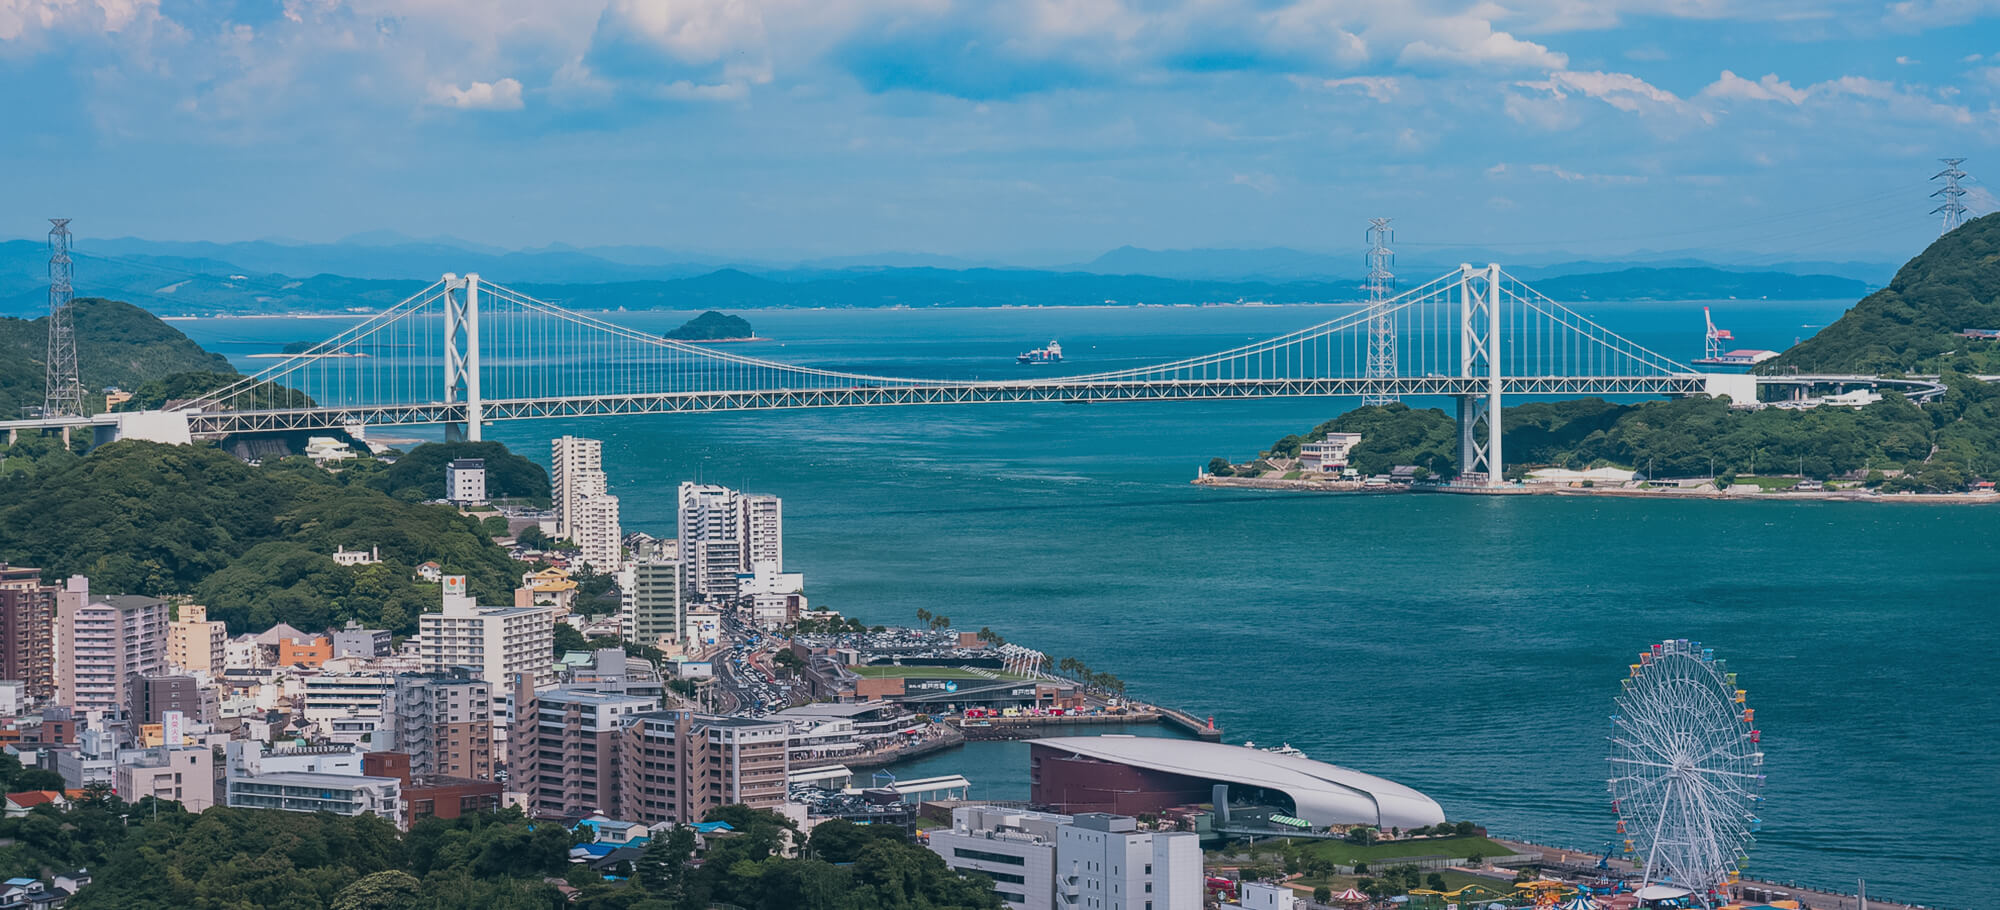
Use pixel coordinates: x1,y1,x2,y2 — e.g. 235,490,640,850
417,576,553,692
676,483,783,601
573,491,622,572
384,673,494,782
622,546,682,650
551,435,603,540
613,710,789,825
166,603,227,677
551,436,621,572
0,564,56,701
508,678,656,819
55,577,167,714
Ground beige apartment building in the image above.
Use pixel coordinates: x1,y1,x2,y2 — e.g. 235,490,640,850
167,604,227,677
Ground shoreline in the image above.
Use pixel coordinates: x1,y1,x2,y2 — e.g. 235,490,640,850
1192,474,2000,505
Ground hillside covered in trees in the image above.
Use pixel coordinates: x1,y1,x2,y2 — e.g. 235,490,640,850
0,796,998,910
1237,386,2000,490
0,298,236,418
1761,213,2000,373
0,440,532,635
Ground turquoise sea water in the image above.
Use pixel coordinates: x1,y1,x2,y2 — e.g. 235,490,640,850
182,299,1994,908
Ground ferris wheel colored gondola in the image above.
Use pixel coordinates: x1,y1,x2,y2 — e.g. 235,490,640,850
1606,639,1766,905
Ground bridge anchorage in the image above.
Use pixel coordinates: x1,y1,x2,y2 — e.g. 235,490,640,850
11,263,1752,486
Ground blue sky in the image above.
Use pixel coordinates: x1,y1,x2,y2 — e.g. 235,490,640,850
0,0,1995,263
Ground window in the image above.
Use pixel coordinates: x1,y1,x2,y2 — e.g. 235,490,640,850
952,848,1026,866
1144,864,1151,875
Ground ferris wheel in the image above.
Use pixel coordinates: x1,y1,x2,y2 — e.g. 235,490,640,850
1607,639,1766,904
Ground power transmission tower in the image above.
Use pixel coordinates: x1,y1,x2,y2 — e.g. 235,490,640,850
43,219,83,418
1932,158,1969,235
1363,218,1396,405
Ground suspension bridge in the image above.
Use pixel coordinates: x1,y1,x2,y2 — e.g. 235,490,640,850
6,263,1765,485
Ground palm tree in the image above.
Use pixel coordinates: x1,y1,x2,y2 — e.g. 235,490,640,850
915,608,932,626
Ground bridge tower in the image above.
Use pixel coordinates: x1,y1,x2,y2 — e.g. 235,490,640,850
442,273,483,441
1456,264,1503,485
43,219,84,419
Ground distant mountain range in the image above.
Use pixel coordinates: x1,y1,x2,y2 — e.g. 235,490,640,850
0,234,1885,317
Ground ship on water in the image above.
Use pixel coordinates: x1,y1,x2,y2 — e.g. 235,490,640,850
1017,340,1063,364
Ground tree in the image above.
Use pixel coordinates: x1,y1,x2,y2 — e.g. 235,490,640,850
1205,457,1235,477
516,525,548,549
1427,873,1448,892
330,871,423,910
635,825,696,899
553,623,588,656
1315,886,1334,903
1455,820,1477,837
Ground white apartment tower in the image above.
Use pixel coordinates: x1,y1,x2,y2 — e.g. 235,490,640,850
676,482,783,601
418,576,554,692
552,436,621,572
622,544,683,651
552,436,603,539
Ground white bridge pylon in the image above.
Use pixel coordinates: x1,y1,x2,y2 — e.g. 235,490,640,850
182,264,1716,485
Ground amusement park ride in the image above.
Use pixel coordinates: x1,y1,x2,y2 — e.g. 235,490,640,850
1608,639,1767,909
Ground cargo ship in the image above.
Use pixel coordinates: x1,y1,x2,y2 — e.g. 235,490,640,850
1017,340,1063,364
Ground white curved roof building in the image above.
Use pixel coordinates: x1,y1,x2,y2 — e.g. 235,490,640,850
1029,735,1445,830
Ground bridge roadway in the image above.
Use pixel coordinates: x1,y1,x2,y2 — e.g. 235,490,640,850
173,375,1713,436
0,373,1954,441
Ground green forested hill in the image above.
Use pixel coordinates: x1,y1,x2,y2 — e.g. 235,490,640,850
0,442,523,634
1761,214,2000,373
0,298,236,418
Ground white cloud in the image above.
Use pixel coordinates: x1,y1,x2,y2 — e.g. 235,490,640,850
0,0,162,43
1884,0,2000,27
427,77,524,110
1300,75,1399,102
1398,23,1568,70
1528,163,1646,183
1699,70,1806,104
1896,55,1919,64
1230,171,1277,194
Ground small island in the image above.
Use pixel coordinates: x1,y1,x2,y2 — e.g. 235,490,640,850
664,310,756,342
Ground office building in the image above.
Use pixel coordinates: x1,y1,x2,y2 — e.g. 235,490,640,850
1057,813,1203,910
418,576,553,690
362,751,503,829
447,458,487,504
166,604,227,678
0,564,55,701
383,673,494,782
331,622,392,659
114,745,215,812
928,806,1069,910
223,742,403,825
677,483,783,601
55,577,167,714
926,807,1203,910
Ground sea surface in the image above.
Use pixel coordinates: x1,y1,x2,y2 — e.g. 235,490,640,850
182,299,1994,908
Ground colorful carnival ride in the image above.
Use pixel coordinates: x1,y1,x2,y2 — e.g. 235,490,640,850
1607,639,1766,908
